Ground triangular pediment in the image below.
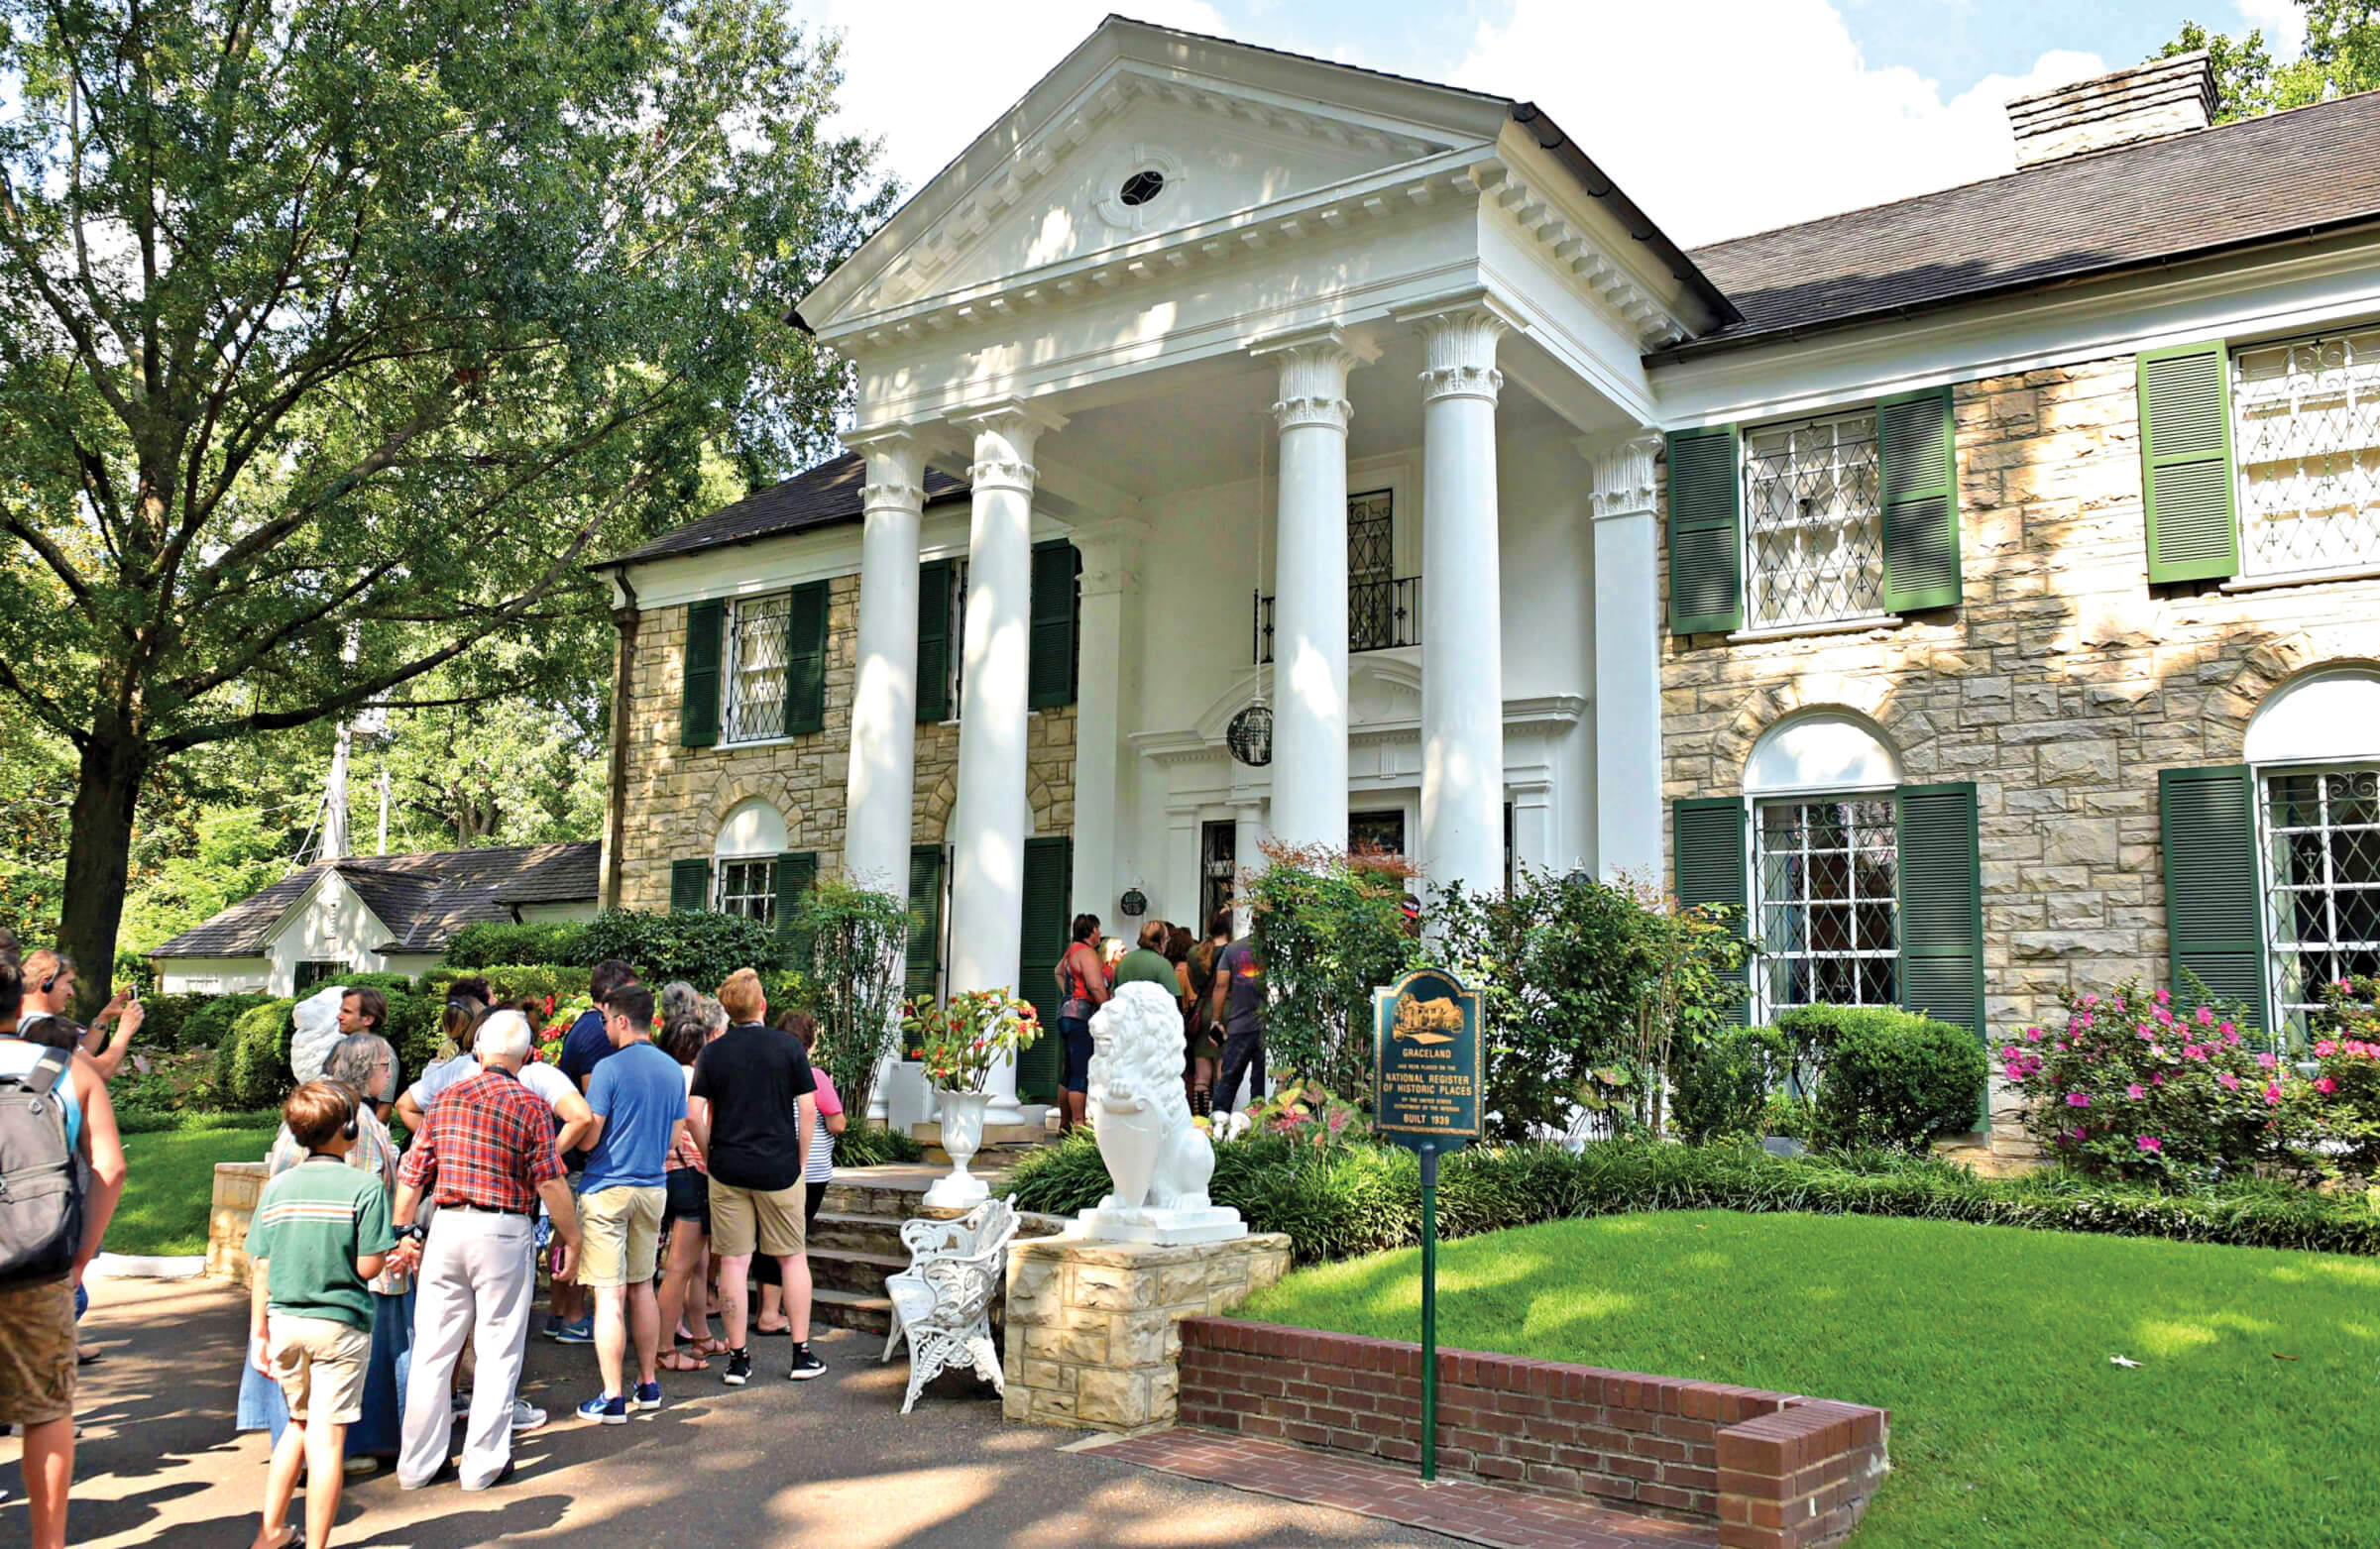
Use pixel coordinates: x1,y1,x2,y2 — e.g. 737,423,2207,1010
804,20,1512,332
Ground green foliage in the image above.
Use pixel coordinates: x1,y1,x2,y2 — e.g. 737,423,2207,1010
444,921,590,970
572,909,783,989
1246,842,1419,1101
113,1106,282,1137
132,992,197,1053
215,998,298,1110
412,964,593,1069
793,879,908,1121
180,993,269,1052
1004,1131,2380,1266
1805,1009,1986,1150
2161,7,2380,122
832,1122,925,1168
1670,1025,1768,1143
2285,974,2380,1182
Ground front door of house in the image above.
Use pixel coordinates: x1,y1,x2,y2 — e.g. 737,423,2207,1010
1350,808,1407,857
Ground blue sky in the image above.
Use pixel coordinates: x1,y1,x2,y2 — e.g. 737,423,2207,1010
795,1,2304,246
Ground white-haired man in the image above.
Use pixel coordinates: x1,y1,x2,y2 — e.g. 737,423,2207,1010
388,1011,582,1492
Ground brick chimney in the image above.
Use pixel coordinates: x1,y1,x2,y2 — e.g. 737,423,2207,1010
2007,52,2218,169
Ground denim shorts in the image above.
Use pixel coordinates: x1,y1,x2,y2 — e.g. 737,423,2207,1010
664,1168,710,1233
1060,1016,1094,1094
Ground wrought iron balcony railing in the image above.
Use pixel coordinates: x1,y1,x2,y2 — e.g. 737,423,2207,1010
1253,575,1420,665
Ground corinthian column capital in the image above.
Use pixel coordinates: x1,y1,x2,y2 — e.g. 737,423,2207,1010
1410,303,1513,404
844,425,928,512
1253,325,1379,434
1580,430,1664,520
955,398,1069,495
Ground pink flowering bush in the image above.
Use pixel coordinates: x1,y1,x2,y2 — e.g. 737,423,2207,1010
2289,974,2380,1181
2005,978,2285,1183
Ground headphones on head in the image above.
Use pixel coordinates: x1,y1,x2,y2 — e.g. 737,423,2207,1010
336,1084,361,1143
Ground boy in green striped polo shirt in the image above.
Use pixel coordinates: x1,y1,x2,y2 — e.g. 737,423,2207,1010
245,1081,394,1549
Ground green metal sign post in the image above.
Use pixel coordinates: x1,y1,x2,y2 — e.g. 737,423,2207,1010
1372,966,1483,1485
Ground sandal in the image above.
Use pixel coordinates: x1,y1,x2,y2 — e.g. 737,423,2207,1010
659,1349,709,1373
697,1337,731,1357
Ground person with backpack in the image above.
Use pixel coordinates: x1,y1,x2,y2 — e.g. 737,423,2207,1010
1056,914,1110,1133
0,953,128,1549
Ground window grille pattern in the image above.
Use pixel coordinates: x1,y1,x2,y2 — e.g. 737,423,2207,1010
1756,797,1899,1013
2261,767,2380,1038
2233,330,2380,579
1743,412,1884,629
717,859,776,926
1347,489,1401,652
724,594,790,743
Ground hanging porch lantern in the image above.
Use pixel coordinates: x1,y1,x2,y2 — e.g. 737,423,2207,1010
1227,700,1274,767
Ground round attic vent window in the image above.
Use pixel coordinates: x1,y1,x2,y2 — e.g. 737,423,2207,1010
1117,168,1166,207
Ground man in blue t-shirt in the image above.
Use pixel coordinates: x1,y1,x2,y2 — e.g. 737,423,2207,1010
572,982,686,1422
546,958,636,1341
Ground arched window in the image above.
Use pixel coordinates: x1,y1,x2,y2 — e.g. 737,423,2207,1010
2245,669,2380,1034
1745,715,1904,1018
714,798,788,925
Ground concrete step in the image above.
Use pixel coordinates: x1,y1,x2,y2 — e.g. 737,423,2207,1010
809,1245,908,1298
810,1284,893,1337
807,1210,908,1256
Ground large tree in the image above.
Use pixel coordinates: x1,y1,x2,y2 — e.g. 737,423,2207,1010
2161,3,2380,119
0,0,889,1008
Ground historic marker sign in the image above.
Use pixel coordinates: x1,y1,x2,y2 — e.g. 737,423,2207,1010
1372,966,1483,1147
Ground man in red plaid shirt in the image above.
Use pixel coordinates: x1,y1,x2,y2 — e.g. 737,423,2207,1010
389,1010,582,1492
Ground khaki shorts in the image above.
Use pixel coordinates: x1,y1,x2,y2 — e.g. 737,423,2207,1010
708,1179,807,1259
578,1184,665,1288
269,1313,371,1424
0,1276,75,1427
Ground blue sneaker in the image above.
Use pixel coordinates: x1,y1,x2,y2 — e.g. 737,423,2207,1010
575,1392,627,1425
630,1381,662,1412
548,1316,594,1345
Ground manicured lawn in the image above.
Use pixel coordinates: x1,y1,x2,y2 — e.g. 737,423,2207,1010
109,1124,277,1256
1238,1210,2379,1549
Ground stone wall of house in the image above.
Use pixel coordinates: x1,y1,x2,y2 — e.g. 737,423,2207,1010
616,573,1077,909
1660,352,2380,1156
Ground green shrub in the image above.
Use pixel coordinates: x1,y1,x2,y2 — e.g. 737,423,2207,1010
1002,1132,2380,1264
1671,1026,1768,1143
418,963,594,1008
1247,843,1420,1101
793,879,907,1124
1811,1009,1986,1149
571,909,783,987
445,921,589,969
131,992,198,1052
337,971,414,996
182,992,269,1051
833,1122,925,1167
215,998,298,1110
114,1106,283,1136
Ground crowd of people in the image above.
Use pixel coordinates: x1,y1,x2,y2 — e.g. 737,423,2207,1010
0,937,845,1549
1053,907,1267,1124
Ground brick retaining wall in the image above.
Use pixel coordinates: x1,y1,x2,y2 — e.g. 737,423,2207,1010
1178,1318,1887,1549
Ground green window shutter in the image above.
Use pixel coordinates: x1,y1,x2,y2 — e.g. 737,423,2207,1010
2137,341,2240,584
784,582,830,737
679,600,725,748
1014,834,1073,1103
1894,782,1985,1043
669,858,712,912
2158,766,2270,1036
904,844,947,1002
773,850,819,967
1673,797,1749,1025
915,560,953,724
1665,426,1742,636
1878,387,1962,611
1028,540,1079,710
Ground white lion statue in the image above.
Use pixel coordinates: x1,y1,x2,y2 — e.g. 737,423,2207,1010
1086,982,1215,1218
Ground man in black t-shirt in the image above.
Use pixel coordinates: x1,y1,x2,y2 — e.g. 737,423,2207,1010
688,968,823,1385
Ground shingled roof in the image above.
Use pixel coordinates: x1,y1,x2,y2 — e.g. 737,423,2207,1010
150,840,601,959
1667,88,2380,358
605,452,970,569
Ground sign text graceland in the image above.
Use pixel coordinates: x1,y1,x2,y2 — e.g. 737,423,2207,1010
1372,966,1483,1146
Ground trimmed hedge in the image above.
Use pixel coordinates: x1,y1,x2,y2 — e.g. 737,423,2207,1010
214,998,298,1111
834,1122,926,1167
182,993,270,1052
445,921,589,969
572,909,783,988
1003,1133,2380,1264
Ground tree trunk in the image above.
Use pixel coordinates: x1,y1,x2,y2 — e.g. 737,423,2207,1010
57,726,153,1020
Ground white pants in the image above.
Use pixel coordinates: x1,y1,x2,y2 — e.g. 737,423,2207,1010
399,1209,534,1490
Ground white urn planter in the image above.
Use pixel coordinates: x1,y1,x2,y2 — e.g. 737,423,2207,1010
923,1087,992,1210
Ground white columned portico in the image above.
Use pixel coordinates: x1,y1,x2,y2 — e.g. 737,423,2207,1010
1412,302,1513,895
1071,518,1145,920
1588,433,1665,884
841,428,927,894
1254,329,1373,852
947,399,1066,1125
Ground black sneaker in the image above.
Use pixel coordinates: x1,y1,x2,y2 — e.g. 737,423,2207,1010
788,1346,827,1382
723,1348,752,1387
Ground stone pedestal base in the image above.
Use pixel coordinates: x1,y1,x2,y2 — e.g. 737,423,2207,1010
1003,1231,1293,1434
208,1162,269,1285
1068,1205,1247,1245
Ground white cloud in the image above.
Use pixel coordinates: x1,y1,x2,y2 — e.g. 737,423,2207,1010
2236,0,2308,60
1448,0,2105,247
792,0,1228,199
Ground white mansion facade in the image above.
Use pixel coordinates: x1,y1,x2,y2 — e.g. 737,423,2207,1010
599,25,2380,1149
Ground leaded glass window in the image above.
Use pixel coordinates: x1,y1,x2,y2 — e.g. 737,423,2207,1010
1755,797,1899,1014
1742,411,1885,630
723,593,790,743
2233,329,2380,579
717,859,776,926
2261,766,2380,1039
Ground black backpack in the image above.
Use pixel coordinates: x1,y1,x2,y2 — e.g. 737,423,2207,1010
0,1047,87,1285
